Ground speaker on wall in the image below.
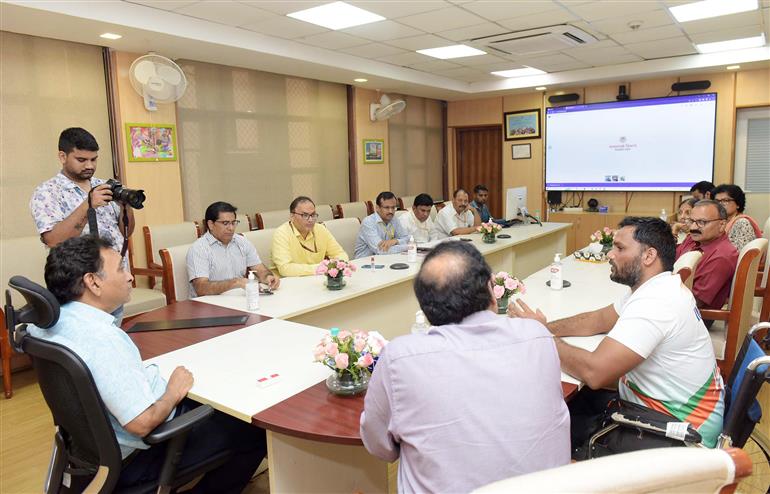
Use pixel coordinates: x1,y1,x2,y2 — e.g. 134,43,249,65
671,80,711,92
548,93,580,104
547,191,563,205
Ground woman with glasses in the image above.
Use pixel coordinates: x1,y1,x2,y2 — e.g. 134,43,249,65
711,184,762,252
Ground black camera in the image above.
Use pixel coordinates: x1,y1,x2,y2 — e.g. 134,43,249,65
106,179,146,209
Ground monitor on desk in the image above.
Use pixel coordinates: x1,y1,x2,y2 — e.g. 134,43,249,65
505,187,528,220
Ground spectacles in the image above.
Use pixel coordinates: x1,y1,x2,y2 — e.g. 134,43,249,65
214,220,240,227
684,218,722,228
716,198,735,204
292,212,319,221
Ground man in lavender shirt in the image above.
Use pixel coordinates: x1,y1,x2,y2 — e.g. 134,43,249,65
360,241,570,493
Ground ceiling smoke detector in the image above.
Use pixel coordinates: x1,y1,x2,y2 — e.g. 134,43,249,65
627,21,643,31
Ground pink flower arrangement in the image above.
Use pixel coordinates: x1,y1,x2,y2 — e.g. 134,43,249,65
314,328,387,380
315,258,357,278
477,221,502,235
590,227,615,246
492,271,525,300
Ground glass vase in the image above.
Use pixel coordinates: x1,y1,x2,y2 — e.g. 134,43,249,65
326,275,345,290
497,296,510,314
482,233,497,244
326,370,369,396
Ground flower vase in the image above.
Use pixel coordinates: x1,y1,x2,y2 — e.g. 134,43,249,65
482,233,497,244
496,296,509,314
326,370,369,396
601,243,612,254
326,274,345,291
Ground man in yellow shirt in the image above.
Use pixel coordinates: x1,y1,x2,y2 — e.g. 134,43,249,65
272,196,349,276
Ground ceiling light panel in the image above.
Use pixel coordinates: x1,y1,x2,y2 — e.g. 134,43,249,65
287,2,385,30
491,67,547,78
100,33,122,40
669,0,758,23
696,33,766,53
417,45,486,59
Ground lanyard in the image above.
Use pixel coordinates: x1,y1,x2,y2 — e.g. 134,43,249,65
290,222,318,253
380,222,394,240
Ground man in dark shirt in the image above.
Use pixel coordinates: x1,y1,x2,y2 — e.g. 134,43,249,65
470,184,492,223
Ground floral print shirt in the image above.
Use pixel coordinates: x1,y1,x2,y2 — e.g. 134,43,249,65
727,218,757,253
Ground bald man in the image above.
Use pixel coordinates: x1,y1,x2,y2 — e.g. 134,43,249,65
360,241,569,493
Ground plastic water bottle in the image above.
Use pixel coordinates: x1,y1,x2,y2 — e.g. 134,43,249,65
407,235,417,263
370,256,376,271
246,271,260,311
411,310,429,335
549,253,563,291
660,209,668,222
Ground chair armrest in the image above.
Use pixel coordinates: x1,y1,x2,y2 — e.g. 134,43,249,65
610,411,702,443
756,286,766,297
698,309,729,321
144,404,214,445
132,267,163,278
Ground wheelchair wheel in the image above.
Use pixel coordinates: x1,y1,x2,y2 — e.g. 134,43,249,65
738,429,770,494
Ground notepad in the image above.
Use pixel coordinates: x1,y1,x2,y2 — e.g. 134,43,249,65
126,315,249,333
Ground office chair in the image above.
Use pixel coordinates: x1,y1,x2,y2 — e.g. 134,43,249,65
4,276,231,493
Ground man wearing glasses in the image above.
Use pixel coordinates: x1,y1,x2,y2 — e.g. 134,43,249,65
272,196,348,276
675,200,738,312
354,191,410,259
187,201,279,297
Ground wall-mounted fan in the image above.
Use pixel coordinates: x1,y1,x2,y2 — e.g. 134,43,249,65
370,93,406,121
129,53,187,111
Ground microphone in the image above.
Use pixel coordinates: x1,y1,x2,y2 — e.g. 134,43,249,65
519,206,543,227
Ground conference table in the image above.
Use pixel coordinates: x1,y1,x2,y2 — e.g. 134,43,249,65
125,224,629,493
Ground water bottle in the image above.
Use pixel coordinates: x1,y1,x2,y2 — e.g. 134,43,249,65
370,256,376,271
407,235,417,263
660,209,668,222
411,310,429,335
246,271,260,311
549,253,563,291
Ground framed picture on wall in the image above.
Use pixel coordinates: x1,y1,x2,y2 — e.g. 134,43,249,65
126,123,177,162
363,138,384,164
504,109,541,141
511,143,532,160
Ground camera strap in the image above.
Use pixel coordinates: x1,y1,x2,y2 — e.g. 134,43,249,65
86,188,100,237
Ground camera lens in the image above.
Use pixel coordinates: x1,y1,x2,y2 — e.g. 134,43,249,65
106,179,146,209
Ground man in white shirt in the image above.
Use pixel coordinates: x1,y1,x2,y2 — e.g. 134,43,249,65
397,193,434,243
432,188,481,240
510,217,724,456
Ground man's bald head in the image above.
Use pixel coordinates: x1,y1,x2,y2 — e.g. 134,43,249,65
414,241,494,326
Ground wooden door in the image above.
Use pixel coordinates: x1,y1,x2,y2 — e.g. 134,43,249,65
456,126,502,218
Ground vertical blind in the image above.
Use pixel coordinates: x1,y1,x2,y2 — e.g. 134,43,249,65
388,94,444,200
0,31,113,239
745,116,770,193
175,60,349,220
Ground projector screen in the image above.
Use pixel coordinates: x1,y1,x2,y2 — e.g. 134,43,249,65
544,93,716,191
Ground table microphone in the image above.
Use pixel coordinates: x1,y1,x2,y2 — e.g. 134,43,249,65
519,206,542,227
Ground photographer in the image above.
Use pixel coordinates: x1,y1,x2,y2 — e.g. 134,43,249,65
30,128,140,324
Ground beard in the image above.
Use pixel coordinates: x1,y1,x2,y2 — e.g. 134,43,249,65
609,255,642,287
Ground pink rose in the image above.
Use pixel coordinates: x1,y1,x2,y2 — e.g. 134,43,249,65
603,227,611,234
357,353,374,368
343,268,352,277
349,263,357,271
325,342,338,356
313,345,326,362
519,284,527,294
493,284,505,299
496,271,508,280
504,278,517,291
315,265,327,275
338,329,351,341
327,268,339,278
321,259,330,266
334,353,349,369
354,337,367,353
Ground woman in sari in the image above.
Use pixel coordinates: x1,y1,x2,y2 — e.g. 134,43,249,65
712,184,762,252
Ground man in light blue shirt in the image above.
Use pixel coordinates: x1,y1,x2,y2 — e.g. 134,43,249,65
354,191,410,259
30,235,265,492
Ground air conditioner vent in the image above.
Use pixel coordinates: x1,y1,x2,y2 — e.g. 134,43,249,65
469,25,598,56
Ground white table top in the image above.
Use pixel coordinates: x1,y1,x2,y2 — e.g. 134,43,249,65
194,223,570,318
145,318,332,422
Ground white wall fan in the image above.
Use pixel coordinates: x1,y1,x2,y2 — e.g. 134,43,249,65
370,93,406,121
129,53,187,111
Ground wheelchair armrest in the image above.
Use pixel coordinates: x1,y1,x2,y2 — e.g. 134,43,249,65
610,411,702,444
144,404,214,445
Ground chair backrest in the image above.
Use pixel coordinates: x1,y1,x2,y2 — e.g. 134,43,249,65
472,447,752,494
337,202,371,221
674,250,703,289
143,222,200,269
0,235,48,308
316,205,335,222
399,195,416,210
159,243,194,304
323,218,361,259
394,210,408,220
241,229,276,271
429,205,438,220
256,210,288,230
235,213,252,233
722,238,768,372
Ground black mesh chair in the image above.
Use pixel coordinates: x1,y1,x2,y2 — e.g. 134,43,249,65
4,276,231,493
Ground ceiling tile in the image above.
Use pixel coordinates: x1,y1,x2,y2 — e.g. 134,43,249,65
516,53,591,71
175,2,274,26
476,61,528,72
437,22,509,42
342,20,423,41
340,43,407,58
610,24,684,45
586,9,674,36
408,59,463,72
689,25,764,44
396,6,488,32
436,66,489,79
561,38,620,54
376,51,434,66
297,31,371,50
567,45,642,65
450,53,510,66
348,1,450,19
239,15,328,38
625,37,696,59
461,0,560,21
680,10,764,35
124,1,200,11
385,34,452,51
568,1,662,22
240,1,330,15
496,8,579,32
